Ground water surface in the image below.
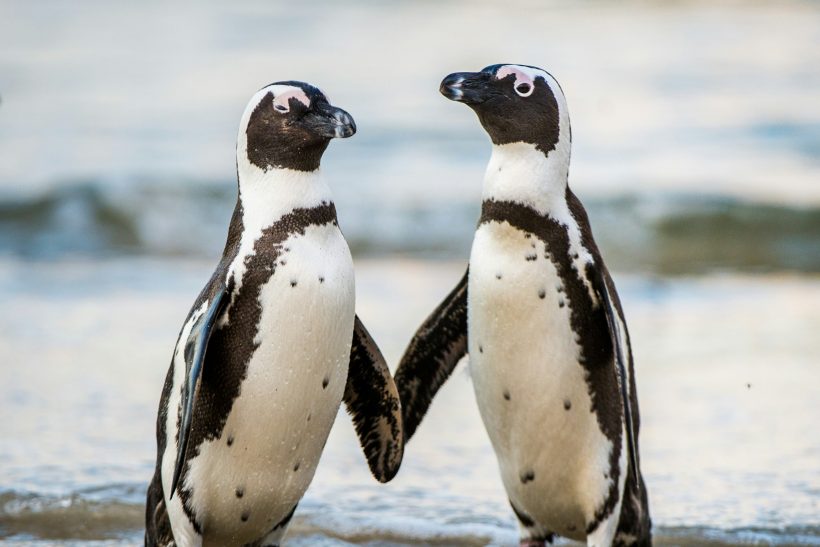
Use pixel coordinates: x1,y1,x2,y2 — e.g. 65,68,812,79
1,260,818,545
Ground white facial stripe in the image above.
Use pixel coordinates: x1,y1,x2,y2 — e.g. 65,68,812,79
496,65,567,103
496,64,549,83
272,87,311,112
497,66,535,97
239,85,311,127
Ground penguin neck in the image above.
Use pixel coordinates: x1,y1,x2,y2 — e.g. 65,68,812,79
482,141,570,216
224,162,334,286
235,161,333,236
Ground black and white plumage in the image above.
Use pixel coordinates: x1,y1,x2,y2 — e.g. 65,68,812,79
394,65,651,546
145,82,403,547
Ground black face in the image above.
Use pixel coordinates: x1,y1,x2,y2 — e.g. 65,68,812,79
440,64,562,156
245,81,356,172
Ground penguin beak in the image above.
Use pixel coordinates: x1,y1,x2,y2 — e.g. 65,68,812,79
440,72,492,105
305,103,357,139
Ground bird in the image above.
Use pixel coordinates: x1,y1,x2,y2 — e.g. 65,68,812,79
394,64,651,546
145,81,403,547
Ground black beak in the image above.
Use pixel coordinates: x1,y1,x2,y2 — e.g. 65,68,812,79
440,71,492,105
305,103,356,139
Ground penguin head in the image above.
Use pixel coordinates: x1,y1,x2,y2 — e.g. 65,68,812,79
440,64,570,156
238,81,356,172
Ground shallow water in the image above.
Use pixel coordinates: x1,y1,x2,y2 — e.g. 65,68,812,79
1,259,818,545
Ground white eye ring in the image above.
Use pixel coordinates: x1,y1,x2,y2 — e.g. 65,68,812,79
274,103,289,113
515,82,534,97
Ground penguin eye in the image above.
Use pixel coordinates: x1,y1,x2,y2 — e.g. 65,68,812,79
274,103,289,113
515,82,533,97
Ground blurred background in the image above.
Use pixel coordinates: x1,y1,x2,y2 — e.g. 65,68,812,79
1,0,818,545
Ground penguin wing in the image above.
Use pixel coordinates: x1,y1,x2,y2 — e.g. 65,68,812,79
589,266,640,490
344,315,404,482
394,268,469,441
170,284,229,498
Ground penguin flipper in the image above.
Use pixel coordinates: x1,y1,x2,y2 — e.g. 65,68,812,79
344,315,404,482
394,268,469,441
169,285,229,498
589,266,640,490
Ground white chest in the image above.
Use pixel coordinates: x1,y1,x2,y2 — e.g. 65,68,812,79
467,222,614,536
164,224,355,545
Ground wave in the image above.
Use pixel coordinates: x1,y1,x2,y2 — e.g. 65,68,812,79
3,486,820,545
0,180,818,275
0,486,143,541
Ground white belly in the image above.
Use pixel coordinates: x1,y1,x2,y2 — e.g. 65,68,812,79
468,222,614,538
166,223,355,545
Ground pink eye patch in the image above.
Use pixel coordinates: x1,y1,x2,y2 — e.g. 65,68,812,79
273,88,311,111
496,66,535,97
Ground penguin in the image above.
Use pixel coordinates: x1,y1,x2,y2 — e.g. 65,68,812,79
394,65,651,546
144,81,403,547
